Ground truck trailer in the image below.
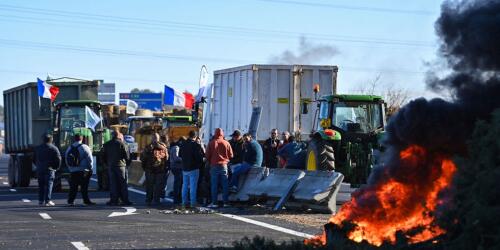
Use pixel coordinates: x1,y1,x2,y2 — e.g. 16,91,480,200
3,78,109,187
202,64,338,142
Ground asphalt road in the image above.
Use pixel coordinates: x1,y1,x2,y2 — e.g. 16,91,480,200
0,156,324,249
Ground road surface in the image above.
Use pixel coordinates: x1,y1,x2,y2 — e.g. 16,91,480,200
0,155,325,249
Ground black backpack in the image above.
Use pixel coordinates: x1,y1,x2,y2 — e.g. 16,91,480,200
67,144,82,167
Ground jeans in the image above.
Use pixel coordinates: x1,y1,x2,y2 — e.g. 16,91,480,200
108,166,130,204
210,165,229,204
37,170,55,203
68,171,92,204
171,168,183,204
145,171,165,204
160,170,169,199
182,169,199,206
229,162,251,188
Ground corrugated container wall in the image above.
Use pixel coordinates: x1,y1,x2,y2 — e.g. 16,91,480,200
3,80,100,153
208,65,338,141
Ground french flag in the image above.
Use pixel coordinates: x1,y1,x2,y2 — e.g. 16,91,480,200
164,85,194,109
37,78,60,101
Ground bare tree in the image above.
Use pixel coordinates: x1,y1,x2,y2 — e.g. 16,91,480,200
352,74,411,117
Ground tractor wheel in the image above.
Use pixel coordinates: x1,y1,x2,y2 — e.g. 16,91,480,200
306,138,335,171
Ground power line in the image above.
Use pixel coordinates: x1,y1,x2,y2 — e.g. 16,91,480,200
0,38,426,76
0,38,250,64
249,0,436,15
0,4,435,48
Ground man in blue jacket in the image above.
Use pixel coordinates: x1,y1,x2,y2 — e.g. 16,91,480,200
277,135,307,169
229,133,263,192
65,134,95,206
34,133,61,206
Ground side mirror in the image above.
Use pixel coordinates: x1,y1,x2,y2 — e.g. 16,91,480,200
301,102,309,114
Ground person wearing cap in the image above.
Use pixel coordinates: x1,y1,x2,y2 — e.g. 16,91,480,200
65,134,95,206
102,130,132,206
206,128,233,208
229,133,263,192
228,130,244,167
263,128,281,168
33,133,61,206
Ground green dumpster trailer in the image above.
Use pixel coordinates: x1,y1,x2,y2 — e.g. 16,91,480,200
3,79,111,188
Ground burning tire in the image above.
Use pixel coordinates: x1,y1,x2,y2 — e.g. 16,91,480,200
306,138,335,171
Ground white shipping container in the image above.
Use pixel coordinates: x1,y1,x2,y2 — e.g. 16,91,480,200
204,64,338,142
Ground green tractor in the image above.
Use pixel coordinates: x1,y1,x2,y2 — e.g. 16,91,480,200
305,94,387,185
52,100,112,190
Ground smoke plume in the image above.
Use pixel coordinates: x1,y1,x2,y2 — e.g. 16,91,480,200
380,0,500,181
319,0,500,247
270,36,338,64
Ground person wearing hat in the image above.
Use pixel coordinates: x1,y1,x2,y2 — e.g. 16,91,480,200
33,133,61,206
228,130,244,171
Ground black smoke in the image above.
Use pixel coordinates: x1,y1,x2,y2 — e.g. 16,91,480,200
269,36,339,64
338,0,500,247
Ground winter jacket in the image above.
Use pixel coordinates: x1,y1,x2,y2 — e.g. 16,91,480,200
277,142,307,169
262,138,281,168
34,143,61,174
179,138,204,172
102,138,130,168
228,138,244,165
243,140,263,167
206,128,233,166
169,145,183,170
65,141,93,173
141,142,168,173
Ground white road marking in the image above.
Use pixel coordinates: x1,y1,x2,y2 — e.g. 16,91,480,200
39,213,52,220
108,207,138,217
22,199,31,203
217,213,314,239
9,189,16,192
90,178,311,238
2,182,8,185
71,241,90,250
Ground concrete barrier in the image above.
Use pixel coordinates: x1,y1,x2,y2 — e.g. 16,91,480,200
287,171,344,213
229,167,267,202
128,160,145,186
246,168,305,210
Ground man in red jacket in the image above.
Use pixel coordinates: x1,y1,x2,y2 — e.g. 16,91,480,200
206,128,233,208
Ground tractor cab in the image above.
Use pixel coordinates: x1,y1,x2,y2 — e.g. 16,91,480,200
307,94,386,185
53,100,110,154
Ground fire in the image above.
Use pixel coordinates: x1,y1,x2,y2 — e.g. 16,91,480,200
307,145,457,247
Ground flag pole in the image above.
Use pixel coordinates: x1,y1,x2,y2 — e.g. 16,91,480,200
199,65,206,89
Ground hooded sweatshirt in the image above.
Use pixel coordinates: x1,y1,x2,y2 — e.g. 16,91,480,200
206,128,233,166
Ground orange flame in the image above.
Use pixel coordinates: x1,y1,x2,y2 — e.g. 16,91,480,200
307,145,457,247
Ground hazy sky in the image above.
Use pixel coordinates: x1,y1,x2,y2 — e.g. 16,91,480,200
0,0,445,104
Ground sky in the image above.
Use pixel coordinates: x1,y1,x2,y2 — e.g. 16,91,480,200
0,0,445,105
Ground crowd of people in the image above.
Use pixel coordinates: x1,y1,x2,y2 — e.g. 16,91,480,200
33,128,307,208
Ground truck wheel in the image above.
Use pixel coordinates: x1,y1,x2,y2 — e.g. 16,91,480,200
17,155,31,187
306,138,335,171
8,156,17,187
